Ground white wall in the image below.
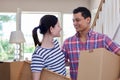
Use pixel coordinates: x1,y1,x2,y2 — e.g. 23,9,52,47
90,0,101,10
89,0,101,26
0,0,90,13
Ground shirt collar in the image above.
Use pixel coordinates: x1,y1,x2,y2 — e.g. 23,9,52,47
88,28,93,37
75,28,93,38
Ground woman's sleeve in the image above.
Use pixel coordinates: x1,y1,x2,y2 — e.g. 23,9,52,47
31,53,44,72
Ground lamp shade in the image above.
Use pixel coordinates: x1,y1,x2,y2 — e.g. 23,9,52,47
9,31,25,43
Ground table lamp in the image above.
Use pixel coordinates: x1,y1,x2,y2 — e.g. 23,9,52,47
9,30,25,61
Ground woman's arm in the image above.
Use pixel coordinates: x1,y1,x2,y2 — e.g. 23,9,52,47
32,72,41,80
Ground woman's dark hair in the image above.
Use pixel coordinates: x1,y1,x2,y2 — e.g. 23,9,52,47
73,7,91,19
32,15,58,47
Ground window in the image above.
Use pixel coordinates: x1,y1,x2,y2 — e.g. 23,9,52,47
63,14,75,41
0,13,16,61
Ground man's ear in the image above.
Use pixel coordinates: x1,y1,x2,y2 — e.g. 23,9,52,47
86,17,91,23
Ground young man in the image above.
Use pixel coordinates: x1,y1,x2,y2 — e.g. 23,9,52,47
62,7,120,80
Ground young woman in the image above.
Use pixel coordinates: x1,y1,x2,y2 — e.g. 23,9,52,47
31,15,66,80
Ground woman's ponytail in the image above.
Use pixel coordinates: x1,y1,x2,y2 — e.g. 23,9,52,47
32,26,41,47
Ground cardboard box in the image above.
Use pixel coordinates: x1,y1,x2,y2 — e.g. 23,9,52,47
20,61,71,80
0,62,10,80
0,61,71,80
0,61,24,80
40,68,71,80
77,48,120,80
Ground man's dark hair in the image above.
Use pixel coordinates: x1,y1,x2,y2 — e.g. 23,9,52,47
73,7,91,19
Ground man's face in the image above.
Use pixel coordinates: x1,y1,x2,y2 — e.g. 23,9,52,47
73,12,90,33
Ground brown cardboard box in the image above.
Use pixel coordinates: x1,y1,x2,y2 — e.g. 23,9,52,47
0,61,24,80
77,48,120,80
40,68,71,80
20,61,71,80
0,62,10,80
0,61,71,80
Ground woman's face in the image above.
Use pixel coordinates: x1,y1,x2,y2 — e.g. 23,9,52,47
50,21,62,37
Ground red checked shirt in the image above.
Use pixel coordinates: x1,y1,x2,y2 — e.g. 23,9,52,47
62,29,120,80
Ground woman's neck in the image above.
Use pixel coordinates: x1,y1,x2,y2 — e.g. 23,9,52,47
41,34,54,48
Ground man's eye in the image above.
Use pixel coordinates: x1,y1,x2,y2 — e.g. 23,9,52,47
76,19,80,22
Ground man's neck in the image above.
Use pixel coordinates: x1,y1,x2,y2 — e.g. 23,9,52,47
79,27,90,37
78,27,90,42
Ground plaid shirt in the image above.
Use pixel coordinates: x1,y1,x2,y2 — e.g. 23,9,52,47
62,29,120,80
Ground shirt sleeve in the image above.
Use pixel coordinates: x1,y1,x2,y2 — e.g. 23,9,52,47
31,53,44,72
62,41,69,63
104,35,120,53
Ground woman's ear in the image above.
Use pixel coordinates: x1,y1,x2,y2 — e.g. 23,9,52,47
50,26,53,33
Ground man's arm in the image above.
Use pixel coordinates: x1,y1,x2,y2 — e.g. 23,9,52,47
116,50,120,56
